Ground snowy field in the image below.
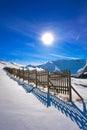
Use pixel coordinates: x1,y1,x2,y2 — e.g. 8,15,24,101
0,63,87,130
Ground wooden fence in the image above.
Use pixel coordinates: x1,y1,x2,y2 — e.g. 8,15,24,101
4,67,72,101
4,67,84,102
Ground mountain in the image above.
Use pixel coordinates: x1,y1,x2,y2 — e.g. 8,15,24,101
25,64,44,71
77,62,87,78
0,60,43,71
26,61,60,72
2,59,86,76
26,64,36,68
0,60,22,69
37,61,60,72
37,59,86,74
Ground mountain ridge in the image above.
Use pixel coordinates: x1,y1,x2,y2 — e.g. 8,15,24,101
26,59,87,75
0,59,87,78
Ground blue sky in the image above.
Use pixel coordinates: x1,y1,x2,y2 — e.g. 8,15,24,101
0,0,87,65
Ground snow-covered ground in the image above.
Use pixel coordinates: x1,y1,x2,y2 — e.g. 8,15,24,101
71,78,87,100
0,64,87,130
0,60,22,68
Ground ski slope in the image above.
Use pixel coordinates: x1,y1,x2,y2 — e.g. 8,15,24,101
0,64,87,130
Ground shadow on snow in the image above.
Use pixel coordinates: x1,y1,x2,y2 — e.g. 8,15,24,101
9,74,87,130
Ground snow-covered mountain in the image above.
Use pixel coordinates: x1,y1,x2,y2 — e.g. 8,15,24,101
77,62,87,78
37,61,60,72
1,59,87,77
26,64,36,68
0,60,43,71
0,60,22,69
78,61,87,74
26,61,60,72
37,59,86,74
25,65,44,71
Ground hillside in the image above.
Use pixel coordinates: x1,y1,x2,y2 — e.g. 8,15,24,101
0,60,80,130
0,60,22,68
28,59,86,74
0,61,87,130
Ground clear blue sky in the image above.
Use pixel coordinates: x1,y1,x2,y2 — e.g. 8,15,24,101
0,0,87,65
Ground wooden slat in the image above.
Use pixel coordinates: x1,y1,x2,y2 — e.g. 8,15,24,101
5,67,72,101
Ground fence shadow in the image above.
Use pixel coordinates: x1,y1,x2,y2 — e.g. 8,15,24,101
51,95,87,130
8,74,87,130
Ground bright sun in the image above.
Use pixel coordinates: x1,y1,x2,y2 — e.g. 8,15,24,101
41,32,54,45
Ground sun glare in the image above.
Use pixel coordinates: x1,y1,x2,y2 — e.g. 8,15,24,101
41,32,54,45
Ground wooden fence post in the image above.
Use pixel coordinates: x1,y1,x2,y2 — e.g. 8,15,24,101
23,67,24,82
68,71,72,102
36,69,37,88
17,69,19,78
28,69,30,84
47,71,50,94
19,68,20,80
47,71,51,107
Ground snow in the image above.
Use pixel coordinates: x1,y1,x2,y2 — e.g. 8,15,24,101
0,60,22,68
0,63,87,130
28,67,44,71
25,65,44,71
37,59,86,74
77,68,84,74
54,65,60,72
71,78,87,100
77,63,87,74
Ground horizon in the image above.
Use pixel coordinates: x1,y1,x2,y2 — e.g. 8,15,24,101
0,0,87,65
0,58,87,66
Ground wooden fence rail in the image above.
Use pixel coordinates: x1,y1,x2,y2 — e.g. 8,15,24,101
3,67,83,102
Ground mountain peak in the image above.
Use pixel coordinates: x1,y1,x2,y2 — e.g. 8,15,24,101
35,59,86,74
